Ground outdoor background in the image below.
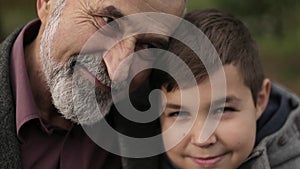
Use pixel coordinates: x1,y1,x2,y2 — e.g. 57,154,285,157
0,0,299,95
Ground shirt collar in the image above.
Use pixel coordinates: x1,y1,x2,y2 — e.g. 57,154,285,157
10,19,41,136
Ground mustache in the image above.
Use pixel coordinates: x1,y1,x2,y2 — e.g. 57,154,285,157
66,53,112,87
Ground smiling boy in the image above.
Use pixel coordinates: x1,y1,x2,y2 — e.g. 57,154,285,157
151,9,300,169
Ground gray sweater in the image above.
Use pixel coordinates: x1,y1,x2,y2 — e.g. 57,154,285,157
0,29,22,168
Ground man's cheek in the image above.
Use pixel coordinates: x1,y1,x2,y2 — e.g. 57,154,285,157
103,37,136,81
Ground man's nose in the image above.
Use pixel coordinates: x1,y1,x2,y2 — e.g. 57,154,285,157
103,37,136,81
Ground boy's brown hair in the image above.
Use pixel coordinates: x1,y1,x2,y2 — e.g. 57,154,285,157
151,9,265,104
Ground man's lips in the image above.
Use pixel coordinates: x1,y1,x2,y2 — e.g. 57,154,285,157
190,153,228,167
75,64,111,92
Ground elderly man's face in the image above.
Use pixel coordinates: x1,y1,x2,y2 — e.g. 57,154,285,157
38,0,185,124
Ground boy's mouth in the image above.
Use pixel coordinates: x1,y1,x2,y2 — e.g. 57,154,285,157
190,152,228,167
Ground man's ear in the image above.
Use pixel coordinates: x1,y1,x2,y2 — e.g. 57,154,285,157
255,79,271,119
37,0,51,23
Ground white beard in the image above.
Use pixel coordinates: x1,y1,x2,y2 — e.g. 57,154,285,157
39,0,113,125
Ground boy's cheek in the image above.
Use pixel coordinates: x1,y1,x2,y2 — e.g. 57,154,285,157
219,120,256,153
161,121,191,149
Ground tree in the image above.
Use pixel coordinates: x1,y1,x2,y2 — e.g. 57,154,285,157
214,0,300,37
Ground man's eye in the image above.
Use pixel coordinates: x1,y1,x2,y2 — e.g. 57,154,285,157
96,16,119,30
134,43,157,61
136,42,158,50
102,16,114,23
140,43,155,49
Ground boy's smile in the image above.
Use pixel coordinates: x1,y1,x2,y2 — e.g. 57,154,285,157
160,64,269,169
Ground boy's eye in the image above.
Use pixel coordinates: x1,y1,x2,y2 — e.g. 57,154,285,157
213,107,236,116
168,111,190,117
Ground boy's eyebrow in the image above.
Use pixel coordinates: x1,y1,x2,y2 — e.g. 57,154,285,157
212,95,242,106
166,103,187,110
165,95,241,111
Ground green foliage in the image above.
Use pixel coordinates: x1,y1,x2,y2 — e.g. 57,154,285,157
186,0,300,94
187,0,300,37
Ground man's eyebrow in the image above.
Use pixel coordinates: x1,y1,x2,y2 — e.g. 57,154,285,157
103,5,124,18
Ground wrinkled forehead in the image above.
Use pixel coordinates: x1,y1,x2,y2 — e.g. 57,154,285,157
140,0,186,16
100,0,186,17
82,0,186,37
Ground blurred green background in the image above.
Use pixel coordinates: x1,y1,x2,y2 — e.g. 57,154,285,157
0,0,299,95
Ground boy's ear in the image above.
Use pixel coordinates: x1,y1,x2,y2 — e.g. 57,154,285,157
255,79,271,119
36,0,52,23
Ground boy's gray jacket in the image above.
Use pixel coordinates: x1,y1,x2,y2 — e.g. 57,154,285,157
238,84,300,169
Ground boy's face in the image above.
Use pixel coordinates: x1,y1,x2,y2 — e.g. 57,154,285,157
160,64,269,169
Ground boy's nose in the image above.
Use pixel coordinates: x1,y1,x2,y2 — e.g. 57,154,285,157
190,120,217,147
103,36,136,82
